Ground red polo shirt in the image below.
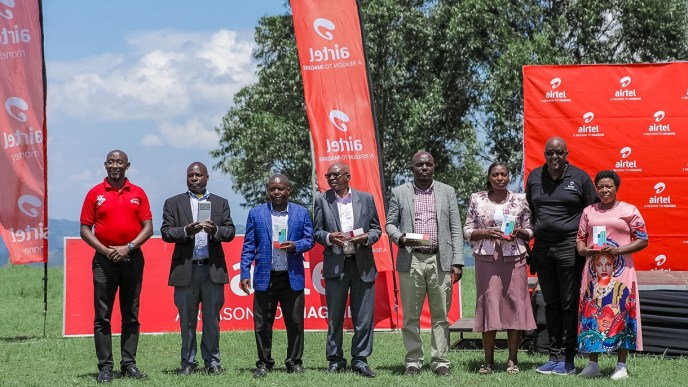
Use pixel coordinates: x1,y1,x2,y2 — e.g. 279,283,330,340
80,178,153,247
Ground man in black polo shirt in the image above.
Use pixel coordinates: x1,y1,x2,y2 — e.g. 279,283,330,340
526,136,596,375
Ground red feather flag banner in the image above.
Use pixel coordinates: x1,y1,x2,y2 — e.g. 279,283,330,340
0,0,48,264
291,0,462,329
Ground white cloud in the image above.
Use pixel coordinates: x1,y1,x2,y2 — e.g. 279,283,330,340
141,134,163,146
46,28,256,149
157,118,219,149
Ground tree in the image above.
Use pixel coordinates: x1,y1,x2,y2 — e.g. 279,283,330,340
212,14,313,207
213,0,485,211
213,0,688,209
449,0,688,179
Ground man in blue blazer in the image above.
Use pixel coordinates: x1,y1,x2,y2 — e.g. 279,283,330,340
161,162,236,376
313,162,381,378
240,174,315,378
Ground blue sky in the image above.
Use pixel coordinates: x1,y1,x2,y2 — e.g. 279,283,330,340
43,1,289,227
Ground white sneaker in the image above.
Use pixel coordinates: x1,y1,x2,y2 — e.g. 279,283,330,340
579,363,601,378
610,366,629,380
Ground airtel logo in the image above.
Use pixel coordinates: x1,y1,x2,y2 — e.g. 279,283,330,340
655,254,667,267
313,18,335,40
550,78,561,89
620,76,632,88
5,97,28,122
620,147,632,159
329,110,349,132
582,112,594,123
653,110,665,122
0,0,14,20
654,182,666,194
18,195,41,218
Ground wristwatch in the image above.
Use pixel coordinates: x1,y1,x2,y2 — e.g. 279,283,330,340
127,242,136,251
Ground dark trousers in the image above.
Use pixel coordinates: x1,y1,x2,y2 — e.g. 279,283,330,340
253,271,305,369
533,238,585,363
325,259,375,369
92,250,144,371
174,264,225,368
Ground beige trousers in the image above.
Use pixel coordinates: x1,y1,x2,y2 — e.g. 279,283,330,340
398,251,452,370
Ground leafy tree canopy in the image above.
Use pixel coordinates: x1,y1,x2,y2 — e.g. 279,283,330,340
212,0,688,211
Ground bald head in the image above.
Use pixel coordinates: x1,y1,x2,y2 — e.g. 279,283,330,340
103,149,130,186
106,149,128,162
268,173,290,210
268,173,290,187
545,136,567,149
411,150,435,188
412,151,434,166
326,162,351,196
544,136,569,177
187,162,209,194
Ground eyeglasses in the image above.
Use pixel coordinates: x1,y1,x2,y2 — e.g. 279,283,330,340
545,150,566,156
105,160,127,166
324,172,347,179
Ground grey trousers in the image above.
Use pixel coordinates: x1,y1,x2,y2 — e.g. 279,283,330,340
174,264,225,368
325,259,376,369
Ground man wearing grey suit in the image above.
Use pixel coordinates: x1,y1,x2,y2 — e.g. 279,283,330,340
314,162,382,378
386,151,464,377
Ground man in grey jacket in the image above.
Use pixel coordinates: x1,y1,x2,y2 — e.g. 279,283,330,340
386,151,464,377
314,162,381,378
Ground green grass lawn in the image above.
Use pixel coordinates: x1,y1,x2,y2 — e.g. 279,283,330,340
0,264,685,386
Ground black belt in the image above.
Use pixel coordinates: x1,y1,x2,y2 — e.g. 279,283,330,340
413,248,438,254
271,270,288,276
344,254,356,261
192,258,209,265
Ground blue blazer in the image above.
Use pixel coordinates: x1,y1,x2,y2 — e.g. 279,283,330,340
240,202,315,292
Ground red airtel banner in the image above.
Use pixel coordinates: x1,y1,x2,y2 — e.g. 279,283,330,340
523,63,688,272
0,0,48,264
291,0,393,272
64,237,461,335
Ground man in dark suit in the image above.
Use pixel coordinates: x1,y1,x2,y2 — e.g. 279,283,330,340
161,162,235,376
239,174,315,378
313,162,381,378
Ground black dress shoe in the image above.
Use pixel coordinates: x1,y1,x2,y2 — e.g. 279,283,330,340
287,364,305,374
122,365,146,379
434,366,450,376
327,364,346,373
253,366,269,378
205,365,223,375
403,365,420,376
353,365,376,378
96,368,113,383
177,365,196,376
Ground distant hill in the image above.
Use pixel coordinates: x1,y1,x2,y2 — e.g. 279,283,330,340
0,220,246,267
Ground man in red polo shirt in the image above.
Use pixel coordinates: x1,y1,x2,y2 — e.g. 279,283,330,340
80,150,153,384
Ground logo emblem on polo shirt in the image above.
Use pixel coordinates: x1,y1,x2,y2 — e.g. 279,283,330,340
96,195,106,206
131,198,140,205
564,181,576,191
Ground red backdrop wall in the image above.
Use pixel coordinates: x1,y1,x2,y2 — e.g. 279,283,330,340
523,63,688,271
64,237,461,336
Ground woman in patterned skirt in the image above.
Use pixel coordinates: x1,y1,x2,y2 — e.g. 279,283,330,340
576,170,648,380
